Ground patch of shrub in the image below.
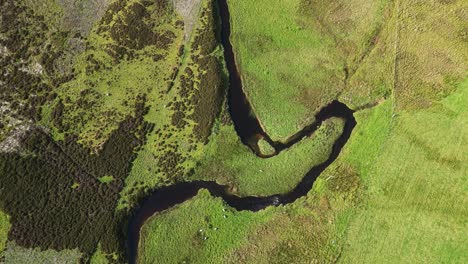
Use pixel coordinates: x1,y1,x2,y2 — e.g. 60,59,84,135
183,2,226,143
190,56,224,143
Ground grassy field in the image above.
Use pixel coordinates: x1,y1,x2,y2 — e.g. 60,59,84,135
227,0,391,140
339,80,467,263
139,190,274,264
139,81,466,263
194,117,345,196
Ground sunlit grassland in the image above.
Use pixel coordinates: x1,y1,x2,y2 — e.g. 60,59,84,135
339,80,468,263
138,81,467,263
194,117,345,196
138,190,274,264
227,0,391,140
90,244,115,264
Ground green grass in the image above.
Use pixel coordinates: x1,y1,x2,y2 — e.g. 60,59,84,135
339,79,468,263
138,190,274,264
194,117,345,196
227,0,391,140
257,138,275,156
98,175,114,184
0,210,10,252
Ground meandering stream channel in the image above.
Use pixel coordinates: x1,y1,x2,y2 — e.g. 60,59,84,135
127,0,357,263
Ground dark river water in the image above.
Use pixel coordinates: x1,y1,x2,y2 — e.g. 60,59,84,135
127,0,357,263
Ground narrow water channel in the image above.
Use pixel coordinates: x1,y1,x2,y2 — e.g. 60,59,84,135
127,0,357,263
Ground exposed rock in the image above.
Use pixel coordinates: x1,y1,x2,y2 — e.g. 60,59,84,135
57,0,111,36
19,62,44,76
0,123,33,154
172,0,203,40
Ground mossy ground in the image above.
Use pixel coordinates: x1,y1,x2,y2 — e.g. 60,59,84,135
0,211,10,252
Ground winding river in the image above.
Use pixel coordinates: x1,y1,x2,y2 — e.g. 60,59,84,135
127,0,357,263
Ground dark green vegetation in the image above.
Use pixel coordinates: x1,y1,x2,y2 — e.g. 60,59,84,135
0,101,147,259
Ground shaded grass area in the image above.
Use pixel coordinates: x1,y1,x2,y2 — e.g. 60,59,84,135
2,241,82,264
0,99,148,262
339,79,468,263
194,117,345,196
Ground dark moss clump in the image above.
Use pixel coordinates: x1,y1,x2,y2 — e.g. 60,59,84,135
185,2,226,143
97,0,176,62
51,99,65,132
171,110,188,129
